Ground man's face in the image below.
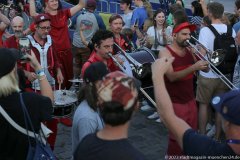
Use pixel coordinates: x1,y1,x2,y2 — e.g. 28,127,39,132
36,21,51,39
95,37,114,60
12,21,24,38
174,28,191,47
110,18,123,34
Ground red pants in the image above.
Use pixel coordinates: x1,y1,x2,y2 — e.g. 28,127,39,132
167,99,198,157
57,49,74,90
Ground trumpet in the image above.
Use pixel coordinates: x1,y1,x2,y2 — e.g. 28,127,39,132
186,38,237,90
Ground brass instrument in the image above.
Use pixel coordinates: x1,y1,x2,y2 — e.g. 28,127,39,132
186,38,237,90
191,36,226,67
109,45,157,108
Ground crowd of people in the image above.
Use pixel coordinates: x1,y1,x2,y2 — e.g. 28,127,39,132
0,0,240,159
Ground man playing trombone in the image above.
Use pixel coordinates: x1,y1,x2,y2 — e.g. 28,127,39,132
81,30,122,77
158,21,209,157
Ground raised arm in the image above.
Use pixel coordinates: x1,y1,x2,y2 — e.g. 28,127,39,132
70,0,85,17
79,23,89,47
0,12,10,31
152,57,191,149
199,0,208,17
29,0,39,17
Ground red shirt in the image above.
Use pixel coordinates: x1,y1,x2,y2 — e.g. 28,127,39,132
165,45,195,103
0,30,4,48
46,9,71,51
81,51,119,77
3,35,18,49
113,34,131,54
3,35,25,69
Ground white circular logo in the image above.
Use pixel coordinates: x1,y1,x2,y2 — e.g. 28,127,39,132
212,96,221,105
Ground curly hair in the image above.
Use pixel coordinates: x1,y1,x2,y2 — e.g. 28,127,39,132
91,30,114,47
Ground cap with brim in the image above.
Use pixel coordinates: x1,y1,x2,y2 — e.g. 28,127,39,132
83,62,109,83
173,22,197,33
34,14,51,25
86,0,97,8
211,89,240,125
0,48,20,79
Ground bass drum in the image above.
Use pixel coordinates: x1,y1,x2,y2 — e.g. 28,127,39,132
128,47,157,87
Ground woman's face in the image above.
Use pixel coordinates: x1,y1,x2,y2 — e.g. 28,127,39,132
155,12,165,26
46,0,59,11
191,5,195,14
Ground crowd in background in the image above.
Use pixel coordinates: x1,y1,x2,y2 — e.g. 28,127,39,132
0,0,240,159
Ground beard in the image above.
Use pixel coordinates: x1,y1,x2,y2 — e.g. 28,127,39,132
177,39,189,48
14,31,23,38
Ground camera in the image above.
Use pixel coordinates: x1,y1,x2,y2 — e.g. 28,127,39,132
18,37,30,61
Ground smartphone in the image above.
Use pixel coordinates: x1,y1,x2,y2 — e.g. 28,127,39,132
18,37,30,61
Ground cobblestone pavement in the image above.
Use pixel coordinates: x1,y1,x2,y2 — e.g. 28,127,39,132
54,109,168,160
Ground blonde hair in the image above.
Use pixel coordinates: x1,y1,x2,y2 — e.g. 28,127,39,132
143,0,153,20
0,68,20,97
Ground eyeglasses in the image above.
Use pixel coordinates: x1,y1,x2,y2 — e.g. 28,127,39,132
38,26,51,31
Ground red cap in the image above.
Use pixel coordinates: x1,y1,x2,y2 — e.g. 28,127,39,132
173,22,196,33
34,14,51,24
87,0,97,8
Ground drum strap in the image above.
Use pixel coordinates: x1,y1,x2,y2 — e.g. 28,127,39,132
27,35,55,90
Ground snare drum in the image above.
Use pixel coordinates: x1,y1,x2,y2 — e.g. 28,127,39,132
53,90,78,117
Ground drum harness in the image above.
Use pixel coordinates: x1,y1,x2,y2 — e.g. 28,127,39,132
27,35,56,90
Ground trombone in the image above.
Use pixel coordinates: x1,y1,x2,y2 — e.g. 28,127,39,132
109,47,157,108
186,36,237,90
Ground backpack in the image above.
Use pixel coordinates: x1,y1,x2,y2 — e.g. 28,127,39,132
207,25,237,75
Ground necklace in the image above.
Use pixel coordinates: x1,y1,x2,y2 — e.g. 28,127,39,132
226,139,240,144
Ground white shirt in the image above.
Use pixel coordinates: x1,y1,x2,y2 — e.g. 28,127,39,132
147,26,172,51
198,24,236,78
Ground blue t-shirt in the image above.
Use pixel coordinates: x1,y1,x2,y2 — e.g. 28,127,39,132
233,21,240,34
131,7,148,43
183,129,237,157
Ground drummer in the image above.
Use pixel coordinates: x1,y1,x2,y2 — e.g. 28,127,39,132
81,30,122,77
23,13,65,150
24,14,64,92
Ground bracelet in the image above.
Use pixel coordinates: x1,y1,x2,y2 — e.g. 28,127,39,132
38,75,46,81
36,69,45,77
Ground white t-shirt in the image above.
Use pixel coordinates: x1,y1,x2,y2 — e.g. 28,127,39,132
198,24,236,78
147,26,172,51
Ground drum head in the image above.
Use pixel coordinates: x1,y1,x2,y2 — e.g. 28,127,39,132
54,90,77,105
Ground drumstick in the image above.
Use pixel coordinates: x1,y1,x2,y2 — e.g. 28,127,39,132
59,83,61,91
